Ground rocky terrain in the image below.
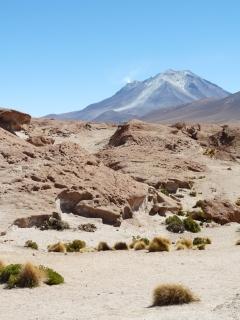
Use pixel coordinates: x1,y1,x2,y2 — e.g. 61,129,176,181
0,109,240,320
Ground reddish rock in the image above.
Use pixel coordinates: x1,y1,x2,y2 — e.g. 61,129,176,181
195,199,240,224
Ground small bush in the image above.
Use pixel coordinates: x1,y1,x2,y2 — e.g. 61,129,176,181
177,238,193,249
41,217,69,231
41,266,64,286
129,236,150,248
197,244,206,250
187,210,209,222
165,215,185,234
113,242,128,250
193,237,211,246
177,210,186,216
152,284,198,306
78,223,97,232
9,263,43,289
97,241,112,251
183,217,201,233
134,241,147,250
0,264,22,284
25,240,38,250
65,240,86,252
148,237,170,252
48,242,66,253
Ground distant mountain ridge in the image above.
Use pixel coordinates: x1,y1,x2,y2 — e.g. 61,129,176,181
142,91,240,123
45,69,229,122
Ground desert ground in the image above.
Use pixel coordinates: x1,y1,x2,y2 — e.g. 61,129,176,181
0,109,240,320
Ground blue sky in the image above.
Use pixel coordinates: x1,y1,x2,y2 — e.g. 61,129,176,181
0,0,239,116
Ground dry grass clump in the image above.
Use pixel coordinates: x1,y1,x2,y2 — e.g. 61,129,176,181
129,236,150,248
0,259,5,270
134,241,147,250
235,240,240,245
48,242,66,253
152,283,198,306
25,240,38,250
148,237,170,252
97,241,112,251
176,238,193,250
113,241,128,250
197,244,206,250
11,262,44,289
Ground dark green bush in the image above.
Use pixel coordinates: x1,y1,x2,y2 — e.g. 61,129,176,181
193,237,211,245
65,240,86,252
41,267,64,285
165,215,185,233
0,264,22,284
183,218,201,233
25,240,38,250
113,242,128,250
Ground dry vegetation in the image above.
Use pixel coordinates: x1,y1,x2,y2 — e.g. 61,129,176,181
152,284,198,306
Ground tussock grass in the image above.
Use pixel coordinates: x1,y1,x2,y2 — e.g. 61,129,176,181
235,240,240,245
129,236,149,248
97,241,112,251
48,242,66,253
148,237,170,252
134,241,147,250
9,262,44,289
113,242,128,250
176,238,193,250
152,284,198,306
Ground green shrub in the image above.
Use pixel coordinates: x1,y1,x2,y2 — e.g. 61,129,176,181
183,217,201,233
65,240,86,252
25,240,38,250
0,264,22,284
165,215,185,234
41,266,64,285
193,237,211,246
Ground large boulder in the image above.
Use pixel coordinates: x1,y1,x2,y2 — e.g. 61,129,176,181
0,108,31,133
195,199,240,224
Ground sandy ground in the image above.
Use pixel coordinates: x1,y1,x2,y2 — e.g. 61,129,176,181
0,214,239,320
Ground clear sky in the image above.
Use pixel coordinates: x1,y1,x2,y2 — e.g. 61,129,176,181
0,0,240,116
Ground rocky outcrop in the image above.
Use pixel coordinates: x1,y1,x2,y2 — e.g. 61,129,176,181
194,199,240,224
57,174,148,226
27,135,55,147
0,108,31,133
98,120,206,186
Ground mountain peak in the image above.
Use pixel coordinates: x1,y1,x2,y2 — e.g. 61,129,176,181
45,69,230,122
